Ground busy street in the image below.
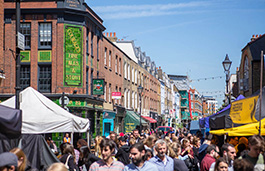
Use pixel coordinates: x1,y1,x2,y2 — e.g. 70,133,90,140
0,0,265,171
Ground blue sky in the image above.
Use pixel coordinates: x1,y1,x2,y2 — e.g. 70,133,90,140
86,0,265,107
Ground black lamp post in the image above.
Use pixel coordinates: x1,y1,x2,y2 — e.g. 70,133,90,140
222,54,232,104
138,85,144,133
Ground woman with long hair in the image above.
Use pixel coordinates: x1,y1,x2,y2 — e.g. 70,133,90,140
10,148,37,171
78,146,100,171
94,136,103,157
59,143,78,171
143,135,156,152
47,163,68,171
168,142,189,171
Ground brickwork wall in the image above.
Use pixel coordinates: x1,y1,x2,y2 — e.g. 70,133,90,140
100,37,123,108
0,0,3,80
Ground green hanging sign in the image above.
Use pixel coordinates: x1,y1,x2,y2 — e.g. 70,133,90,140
64,24,83,87
93,79,104,95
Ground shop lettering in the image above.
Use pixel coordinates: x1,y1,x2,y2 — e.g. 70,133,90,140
66,74,81,81
67,28,81,53
67,53,78,59
68,60,79,66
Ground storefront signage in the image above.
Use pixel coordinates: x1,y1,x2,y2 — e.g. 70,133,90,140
65,0,82,9
64,24,83,87
112,92,121,100
93,79,104,95
125,123,135,133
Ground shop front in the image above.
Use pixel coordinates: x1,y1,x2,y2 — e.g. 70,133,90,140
141,115,157,130
102,110,116,137
124,110,148,133
114,105,126,133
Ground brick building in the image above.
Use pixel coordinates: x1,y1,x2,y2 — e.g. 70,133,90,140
0,0,114,140
238,34,265,97
0,0,5,84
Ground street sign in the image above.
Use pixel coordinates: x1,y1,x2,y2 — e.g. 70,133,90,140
17,32,25,51
59,96,70,105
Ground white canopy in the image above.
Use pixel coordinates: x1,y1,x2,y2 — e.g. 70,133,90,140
1,87,90,134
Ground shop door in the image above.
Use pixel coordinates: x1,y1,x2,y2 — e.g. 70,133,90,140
104,123,111,137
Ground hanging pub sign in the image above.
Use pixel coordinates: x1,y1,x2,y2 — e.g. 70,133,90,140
64,24,83,87
93,79,104,95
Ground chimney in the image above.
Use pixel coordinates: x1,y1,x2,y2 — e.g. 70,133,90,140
106,32,109,37
107,32,118,42
251,34,256,41
103,32,105,36
110,32,112,37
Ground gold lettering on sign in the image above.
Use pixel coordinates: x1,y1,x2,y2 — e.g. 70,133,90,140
67,29,81,53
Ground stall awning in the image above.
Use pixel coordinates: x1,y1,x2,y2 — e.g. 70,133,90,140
124,111,148,133
141,116,157,123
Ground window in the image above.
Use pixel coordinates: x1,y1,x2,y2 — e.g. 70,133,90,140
104,82,107,101
124,89,127,108
86,67,89,94
97,36,99,60
119,87,121,105
132,91,134,109
243,56,249,91
104,48,107,65
132,67,134,83
119,58,121,74
20,23,31,48
109,51,111,68
39,23,52,48
135,92,137,109
115,55,118,73
91,32,94,56
124,62,127,79
86,28,89,55
20,65,30,90
128,64,130,80
109,84,111,102
128,90,131,109
38,64,51,93
135,70,137,84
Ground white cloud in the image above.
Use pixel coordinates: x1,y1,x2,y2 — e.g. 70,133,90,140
92,1,212,19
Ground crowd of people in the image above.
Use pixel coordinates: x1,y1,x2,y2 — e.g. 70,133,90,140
0,128,265,171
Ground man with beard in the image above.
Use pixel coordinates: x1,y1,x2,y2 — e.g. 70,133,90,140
209,143,236,171
149,139,174,171
200,144,220,171
89,138,124,171
124,143,158,171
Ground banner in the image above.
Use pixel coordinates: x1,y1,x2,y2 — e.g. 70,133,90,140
230,95,259,124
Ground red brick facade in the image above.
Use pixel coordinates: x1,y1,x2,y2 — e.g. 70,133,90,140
0,0,3,74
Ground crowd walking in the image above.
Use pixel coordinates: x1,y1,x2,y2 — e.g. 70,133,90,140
0,128,265,171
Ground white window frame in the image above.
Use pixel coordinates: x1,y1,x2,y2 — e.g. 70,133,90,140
124,62,127,79
109,51,111,68
104,48,107,65
132,67,134,83
128,64,130,80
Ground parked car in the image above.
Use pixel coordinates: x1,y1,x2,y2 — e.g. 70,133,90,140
155,126,174,134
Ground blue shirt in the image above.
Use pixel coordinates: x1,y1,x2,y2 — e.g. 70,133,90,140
149,155,174,171
125,161,159,171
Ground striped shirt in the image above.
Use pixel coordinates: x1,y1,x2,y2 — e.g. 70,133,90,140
89,159,124,171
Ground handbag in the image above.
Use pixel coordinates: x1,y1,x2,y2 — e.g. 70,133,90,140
64,155,77,171
64,155,71,170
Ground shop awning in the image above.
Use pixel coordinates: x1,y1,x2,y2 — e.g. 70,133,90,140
141,116,157,123
124,111,148,133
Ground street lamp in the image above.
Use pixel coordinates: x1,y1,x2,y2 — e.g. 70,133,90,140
222,54,232,104
137,85,144,133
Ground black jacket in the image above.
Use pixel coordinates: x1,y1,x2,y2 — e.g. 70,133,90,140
78,153,101,170
115,144,130,165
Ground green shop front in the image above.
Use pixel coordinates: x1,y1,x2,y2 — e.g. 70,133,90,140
124,110,148,133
